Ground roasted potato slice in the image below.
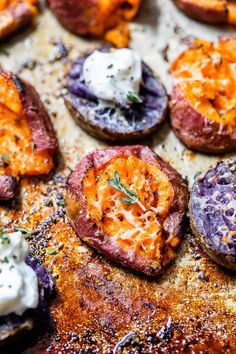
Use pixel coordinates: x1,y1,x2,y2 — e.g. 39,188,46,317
190,160,236,270
66,145,189,276
48,0,141,48
174,0,236,26
0,70,58,200
0,0,38,39
170,37,236,153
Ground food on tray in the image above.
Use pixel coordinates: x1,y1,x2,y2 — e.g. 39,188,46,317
48,0,141,48
170,37,236,153
174,0,236,26
0,230,54,348
0,175,17,200
0,70,58,201
65,47,168,142
66,145,189,276
0,0,38,39
190,160,236,270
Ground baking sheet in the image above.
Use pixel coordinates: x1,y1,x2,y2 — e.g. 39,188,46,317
1,0,236,353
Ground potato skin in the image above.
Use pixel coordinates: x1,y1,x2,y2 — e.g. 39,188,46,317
174,0,228,24
0,1,37,39
190,210,236,271
48,0,141,47
189,160,236,270
65,96,168,143
10,73,58,152
171,86,236,154
0,176,17,200
66,145,189,276
65,53,168,143
0,71,58,201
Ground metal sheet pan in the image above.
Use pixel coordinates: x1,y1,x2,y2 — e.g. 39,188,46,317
1,0,236,353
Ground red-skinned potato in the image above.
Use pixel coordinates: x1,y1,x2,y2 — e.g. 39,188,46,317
170,37,236,153
66,145,189,276
0,0,38,39
174,0,236,26
0,70,58,200
48,0,141,48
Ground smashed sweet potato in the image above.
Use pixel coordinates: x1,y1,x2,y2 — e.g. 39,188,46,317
48,0,141,48
66,146,189,276
174,0,236,26
0,70,58,200
170,37,236,153
0,0,38,39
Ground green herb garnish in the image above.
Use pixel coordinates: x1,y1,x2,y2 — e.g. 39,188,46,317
0,153,10,167
107,171,146,211
127,91,142,104
0,230,10,245
48,248,57,255
194,171,202,179
14,226,33,240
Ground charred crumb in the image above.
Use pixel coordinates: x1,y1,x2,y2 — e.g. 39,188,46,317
49,42,70,63
198,271,209,282
160,44,169,62
21,59,38,70
28,208,66,260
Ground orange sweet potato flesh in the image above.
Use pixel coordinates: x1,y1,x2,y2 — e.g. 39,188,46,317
0,71,56,182
174,0,236,26
66,146,189,276
0,0,38,39
83,156,175,259
172,37,236,127
48,0,141,48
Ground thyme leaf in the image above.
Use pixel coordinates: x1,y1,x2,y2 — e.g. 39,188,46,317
0,229,10,245
107,171,146,211
127,91,142,104
13,226,33,239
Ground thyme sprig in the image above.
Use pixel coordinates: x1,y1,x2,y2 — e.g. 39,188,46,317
0,226,33,246
0,229,10,245
13,226,33,239
107,171,146,211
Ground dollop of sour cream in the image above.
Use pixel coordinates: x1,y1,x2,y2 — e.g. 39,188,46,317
83,48,142,104
0,232,39,316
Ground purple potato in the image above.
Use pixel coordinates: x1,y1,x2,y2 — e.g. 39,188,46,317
65,48,168,142
190,160,236,270
0,254,54,350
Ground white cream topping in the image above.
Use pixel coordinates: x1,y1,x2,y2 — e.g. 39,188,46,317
83,48,142,104
0,232,39,316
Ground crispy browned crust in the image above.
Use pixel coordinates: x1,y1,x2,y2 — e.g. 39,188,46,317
0,1,37,39
0,175,17,200
9,72,58,152
66,145,189,276
65,95,168,142
170,86,236,153
174,0,228,24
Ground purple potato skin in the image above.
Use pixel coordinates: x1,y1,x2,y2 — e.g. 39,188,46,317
190,160,236,270
66,145,189,276
0,255,54,349
65,48,168,142
0,176,17,201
